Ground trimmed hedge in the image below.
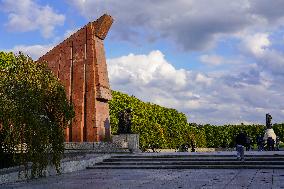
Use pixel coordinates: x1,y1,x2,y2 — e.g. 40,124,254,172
109,91,284,149
109,91,191,150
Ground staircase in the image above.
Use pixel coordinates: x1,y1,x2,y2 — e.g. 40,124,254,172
87,153,284,169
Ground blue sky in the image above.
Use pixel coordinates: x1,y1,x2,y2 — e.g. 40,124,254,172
1,0,284,125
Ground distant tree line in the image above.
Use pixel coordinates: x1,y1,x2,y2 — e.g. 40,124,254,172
109,91,284,149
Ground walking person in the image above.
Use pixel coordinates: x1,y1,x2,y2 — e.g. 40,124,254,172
236,131,247,161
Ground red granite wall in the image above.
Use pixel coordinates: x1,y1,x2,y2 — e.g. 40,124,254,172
38,14,113,142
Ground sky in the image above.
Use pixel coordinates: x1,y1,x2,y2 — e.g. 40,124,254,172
1,0,284,125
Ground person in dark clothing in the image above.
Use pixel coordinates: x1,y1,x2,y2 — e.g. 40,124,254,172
256,135,264,151
191,140,196,152
276,136,280,151
245,137,251,151
236,131,247,161
266,137,275,151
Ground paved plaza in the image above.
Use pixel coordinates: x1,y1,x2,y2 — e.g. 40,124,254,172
1,168,284,189
2,151,284,189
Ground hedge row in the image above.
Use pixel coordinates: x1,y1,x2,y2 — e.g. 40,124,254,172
109,91,190,150
109,91,284,149
190,123,284,148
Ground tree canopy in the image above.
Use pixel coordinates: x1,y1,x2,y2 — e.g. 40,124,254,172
109,90,284,149
0,52,74,177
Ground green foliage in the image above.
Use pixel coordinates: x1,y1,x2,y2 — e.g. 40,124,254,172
186,125,207,147
199,124,266,148
109,91,284,149
109,91,190,149
273,123,284,141
0,52,74,177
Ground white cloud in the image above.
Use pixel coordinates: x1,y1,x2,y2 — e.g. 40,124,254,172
257,49,284,76
240,33,270,56
2,0,65,38
108,50,187,89
68,0,284,51
195,73,212,86
200,54,224,66
238,33,284,76
3,44,53,60
108,50,284,125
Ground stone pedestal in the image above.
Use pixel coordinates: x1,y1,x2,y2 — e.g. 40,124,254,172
263,128,276,141
112,134,140,153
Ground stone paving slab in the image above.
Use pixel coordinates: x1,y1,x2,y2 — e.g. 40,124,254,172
2,168,284,189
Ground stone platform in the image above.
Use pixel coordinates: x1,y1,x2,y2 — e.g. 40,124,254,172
2,151,284,188
90,151,284,169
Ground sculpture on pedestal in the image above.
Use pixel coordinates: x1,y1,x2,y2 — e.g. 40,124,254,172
263,113,276,151
266,113,272,129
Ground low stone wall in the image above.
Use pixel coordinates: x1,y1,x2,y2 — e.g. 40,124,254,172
147,148,235,152
64,142,130,153
0,139,140,185
197,148,235,152
0,154,111,185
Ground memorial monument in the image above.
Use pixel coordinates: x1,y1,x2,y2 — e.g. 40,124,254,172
38,14,113,142
263,113,276,142
113,108,140,152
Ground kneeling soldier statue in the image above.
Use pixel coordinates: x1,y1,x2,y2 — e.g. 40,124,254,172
117,108,132,134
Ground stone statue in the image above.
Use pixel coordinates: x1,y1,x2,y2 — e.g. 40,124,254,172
117,108,132,134
263,113,276,142
266,113,272,129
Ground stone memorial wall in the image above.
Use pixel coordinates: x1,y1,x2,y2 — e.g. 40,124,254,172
38,14,113,142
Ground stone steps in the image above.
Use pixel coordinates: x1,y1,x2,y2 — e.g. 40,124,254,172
96,161,284,165
104,157,284,162
109,154,284,158
88,165,284,169
87,153,284,169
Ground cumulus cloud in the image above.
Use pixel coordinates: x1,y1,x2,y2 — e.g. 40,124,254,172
238,32,284,77
108,50,284,125
68,0,284,51
61,0,284,124
108,50,187,90
3,44,53,60
200,54,224,66
2,1,282,125
240,33,271,56
1,0,65,38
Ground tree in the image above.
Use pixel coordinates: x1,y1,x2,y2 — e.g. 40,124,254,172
0,52,74,177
